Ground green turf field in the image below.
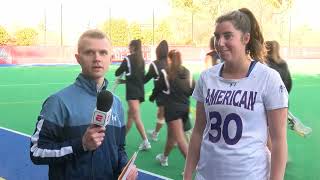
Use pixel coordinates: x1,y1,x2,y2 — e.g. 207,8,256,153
0,64,319,180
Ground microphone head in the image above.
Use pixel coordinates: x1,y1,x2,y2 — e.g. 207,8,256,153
96,90,113,112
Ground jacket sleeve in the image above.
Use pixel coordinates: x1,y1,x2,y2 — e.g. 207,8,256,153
30,95,86,165
115,59,128,76
150,70,167,101
144,62,157,83
116,101,128,176
183,68,195,96
282,62,292,93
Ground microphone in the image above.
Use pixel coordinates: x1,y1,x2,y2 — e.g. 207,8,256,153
91,90,113,126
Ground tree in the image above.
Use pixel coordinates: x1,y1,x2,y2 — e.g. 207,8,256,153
155,21,171,43
265,0,293,9
102,19,129,46
0,26,10,45
171,0,201,45
141,29,153,45
15,28,38,46
129,22,143,40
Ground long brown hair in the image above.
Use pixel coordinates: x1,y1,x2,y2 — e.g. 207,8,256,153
266,40,284,64
156,40,169,60
129,39,143,59
167,49,182,80
129,39,144,67
216,8,266,62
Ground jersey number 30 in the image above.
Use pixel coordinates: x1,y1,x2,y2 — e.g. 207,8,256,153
208,111,243,145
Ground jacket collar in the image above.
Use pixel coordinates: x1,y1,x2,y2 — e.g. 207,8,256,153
75,73,108,95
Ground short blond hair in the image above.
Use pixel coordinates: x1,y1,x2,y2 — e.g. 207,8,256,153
77,29,111,52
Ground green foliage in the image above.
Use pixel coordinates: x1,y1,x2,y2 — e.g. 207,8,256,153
97,0,303,47
265,0,293,9
141,29,153,45
15,28,38,46
0,26,10,45
129,22,143,40
103,19,129,46
172,0,200,13
102,18,173,46
155,21,171,43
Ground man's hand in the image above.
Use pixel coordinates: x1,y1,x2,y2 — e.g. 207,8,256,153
126,165,138,180
82,125,106,151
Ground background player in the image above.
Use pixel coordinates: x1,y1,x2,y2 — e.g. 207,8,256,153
115,39,151,151
144,40,169,141
266,40,312,137
150,49,195,168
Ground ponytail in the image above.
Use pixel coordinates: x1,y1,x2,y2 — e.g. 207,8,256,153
167,49,182,81
238,8,266,62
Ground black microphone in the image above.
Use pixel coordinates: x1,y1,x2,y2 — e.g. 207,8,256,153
91,90,113,126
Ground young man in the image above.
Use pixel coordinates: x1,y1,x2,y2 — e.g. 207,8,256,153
30,29,137,180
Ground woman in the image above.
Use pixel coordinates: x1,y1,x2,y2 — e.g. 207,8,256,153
266,40,311,137
115,39,151,151
204,36,221,68
184,8,288,180
266,40,292,92
144,40,169,141
150,50,195,167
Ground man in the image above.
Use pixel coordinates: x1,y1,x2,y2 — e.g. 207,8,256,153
30,29,137,180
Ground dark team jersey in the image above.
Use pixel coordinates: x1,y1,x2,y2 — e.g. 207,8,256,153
115,54,145,101
144,58,167,105
267,59,292,93
150,66,195,110
144,58,167,84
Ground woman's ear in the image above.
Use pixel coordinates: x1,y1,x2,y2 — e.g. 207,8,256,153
242,33,250,45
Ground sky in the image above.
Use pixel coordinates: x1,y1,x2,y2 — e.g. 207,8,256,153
0,0,170,28
0,0,319,45
290,0,320,29
0,0,171,44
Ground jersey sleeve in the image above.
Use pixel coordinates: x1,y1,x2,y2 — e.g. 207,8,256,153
144,62,157,83
192,72,205,102
115,58,128,76
263,70,289,110
149,69,167,101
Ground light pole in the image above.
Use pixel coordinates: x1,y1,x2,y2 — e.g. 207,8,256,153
192,11,194,46
153,8,155,46
60,3,63,46
109,7,112,42
44,8,47,45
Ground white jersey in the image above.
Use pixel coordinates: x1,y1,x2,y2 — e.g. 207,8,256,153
192,62,288,180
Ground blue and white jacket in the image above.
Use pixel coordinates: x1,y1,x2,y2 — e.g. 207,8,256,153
30,74,128,180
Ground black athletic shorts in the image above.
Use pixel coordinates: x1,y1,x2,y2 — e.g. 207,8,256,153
155,93,165,106
126,83,144,102
164,107,192,131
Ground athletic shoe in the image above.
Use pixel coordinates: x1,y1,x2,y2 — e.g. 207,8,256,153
288,111,312,137
156,153,168,166
139,141,151,151
147,129,159,141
